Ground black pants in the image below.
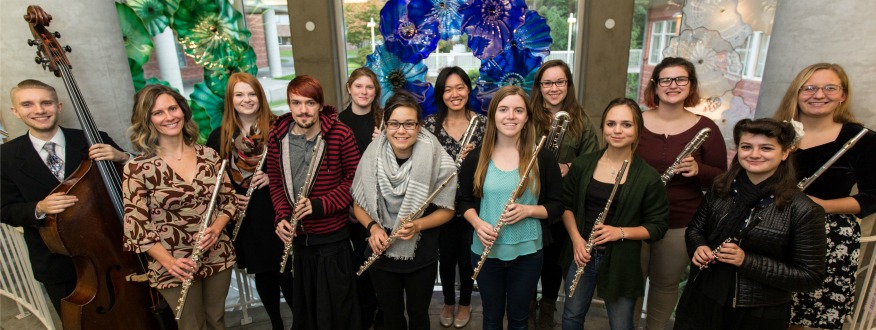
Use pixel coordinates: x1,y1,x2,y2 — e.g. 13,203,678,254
438,216,474,306
370,262,438,330
350,223,380,329
43,278,76,314
254,270,294,330
292,240,361,330
539,221,567,303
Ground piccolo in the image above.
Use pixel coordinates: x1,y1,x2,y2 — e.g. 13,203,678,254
356,172,458,276
455,116,482,169
472,136,547,280
568,159,628,298
176,160,228,320
279,135,325,273
692,216,763,283
797,127,869,191
660,128,711,185
231,146,270,241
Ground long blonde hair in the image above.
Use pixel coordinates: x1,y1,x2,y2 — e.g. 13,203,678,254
473,86,540,198
219,72,276,158
129,85,199,156
773,63,859,124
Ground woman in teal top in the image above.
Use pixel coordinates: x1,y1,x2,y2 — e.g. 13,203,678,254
560,98,669,330
458,86,563,329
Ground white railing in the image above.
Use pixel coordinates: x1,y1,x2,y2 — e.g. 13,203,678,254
224,267,261,326
848,234,876,330
0,224,56,330
423,49,644,77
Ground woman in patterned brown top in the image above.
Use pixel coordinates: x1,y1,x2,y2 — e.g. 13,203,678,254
123,84,237,330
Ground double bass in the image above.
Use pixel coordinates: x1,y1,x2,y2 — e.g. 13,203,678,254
25,6,173,329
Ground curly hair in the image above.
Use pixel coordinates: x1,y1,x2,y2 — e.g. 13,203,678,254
128,85,199,156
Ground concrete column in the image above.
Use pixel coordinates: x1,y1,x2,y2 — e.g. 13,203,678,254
575,0,635,134
286,0,346,108
1,0,136,150
263,9,283,78
153,27,185,93
744,31,762,78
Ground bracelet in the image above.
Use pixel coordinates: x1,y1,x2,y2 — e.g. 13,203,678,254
366,221,378,231
620,227,625,241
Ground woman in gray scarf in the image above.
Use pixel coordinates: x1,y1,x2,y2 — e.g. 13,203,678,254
352,91,457,329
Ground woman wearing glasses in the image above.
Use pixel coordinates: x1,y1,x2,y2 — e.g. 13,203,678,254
424,66,486,328
772,63,876,330
529,60,600,328
458,86,564,329
634,57,727,330
352,91,457,330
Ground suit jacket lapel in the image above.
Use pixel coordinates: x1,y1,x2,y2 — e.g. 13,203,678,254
62,127,87,176
13,136,62,187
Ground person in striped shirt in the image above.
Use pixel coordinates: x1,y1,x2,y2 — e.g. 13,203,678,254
268,75,362,330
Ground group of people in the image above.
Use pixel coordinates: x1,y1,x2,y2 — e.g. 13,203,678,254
1,57,873,330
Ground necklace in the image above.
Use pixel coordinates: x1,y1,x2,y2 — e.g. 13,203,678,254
602,157,625,177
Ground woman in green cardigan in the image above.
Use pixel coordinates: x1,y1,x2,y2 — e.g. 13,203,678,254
560,98,669,330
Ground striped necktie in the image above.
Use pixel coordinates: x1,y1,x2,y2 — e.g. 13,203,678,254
43,141,64,181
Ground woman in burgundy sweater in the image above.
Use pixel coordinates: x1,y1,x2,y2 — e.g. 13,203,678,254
634,57,727,330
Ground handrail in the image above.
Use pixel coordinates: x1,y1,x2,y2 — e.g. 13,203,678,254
848,234,876,330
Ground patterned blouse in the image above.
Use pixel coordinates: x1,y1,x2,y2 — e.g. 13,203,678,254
423,112,487,159
122,144,237,289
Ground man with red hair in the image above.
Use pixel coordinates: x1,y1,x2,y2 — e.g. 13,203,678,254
267,75,362,329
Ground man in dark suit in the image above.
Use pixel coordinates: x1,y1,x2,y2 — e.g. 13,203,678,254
1,79,130,313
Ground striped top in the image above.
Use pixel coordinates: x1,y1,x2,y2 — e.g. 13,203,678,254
267,105,362,239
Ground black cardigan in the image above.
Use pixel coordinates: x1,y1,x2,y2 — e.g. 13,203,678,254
457,146,564,246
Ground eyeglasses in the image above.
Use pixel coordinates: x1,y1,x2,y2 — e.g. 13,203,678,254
799,84,843,96
386,121,419,131
654,77,690,87
539,79,568,88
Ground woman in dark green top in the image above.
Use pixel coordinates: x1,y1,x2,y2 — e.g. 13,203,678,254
560,98,669,329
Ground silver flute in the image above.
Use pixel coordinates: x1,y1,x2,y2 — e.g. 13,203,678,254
175,160,228,320
547,111,571,159
568,159,628,298
231,147,270,241
455,116,483,169
660,127,711,185
797,127,870,191
472,136,547,280
356,172,458,276
279,135,325,273
692,216,764,285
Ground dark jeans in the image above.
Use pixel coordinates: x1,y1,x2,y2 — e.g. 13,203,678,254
471,249,543,330
562,252,635,330
370,262,439,330
540,221,568,303
438,216,474,306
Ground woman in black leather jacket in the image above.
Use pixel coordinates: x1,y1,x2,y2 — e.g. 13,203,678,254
674,118,826,329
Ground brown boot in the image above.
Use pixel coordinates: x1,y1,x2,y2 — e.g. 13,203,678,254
537,301,556,329
528,299,538,329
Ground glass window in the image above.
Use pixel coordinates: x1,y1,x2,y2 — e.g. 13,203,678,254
648,19,678,65
339,0,581,84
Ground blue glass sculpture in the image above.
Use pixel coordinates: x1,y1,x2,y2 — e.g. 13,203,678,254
460,0,527,59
